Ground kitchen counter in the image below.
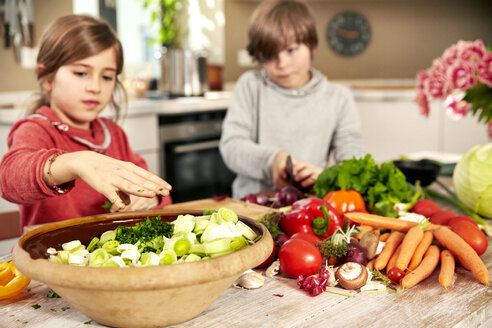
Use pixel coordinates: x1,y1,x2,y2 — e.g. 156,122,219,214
1,184,491,328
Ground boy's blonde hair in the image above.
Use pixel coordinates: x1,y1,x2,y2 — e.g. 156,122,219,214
247,0,318,63
31,14,126,120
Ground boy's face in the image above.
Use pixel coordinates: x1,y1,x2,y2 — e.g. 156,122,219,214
262,43,312,89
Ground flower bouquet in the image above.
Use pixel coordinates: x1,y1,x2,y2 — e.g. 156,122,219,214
415,39,492,137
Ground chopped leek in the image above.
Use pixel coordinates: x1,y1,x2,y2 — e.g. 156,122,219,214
49,208,258,267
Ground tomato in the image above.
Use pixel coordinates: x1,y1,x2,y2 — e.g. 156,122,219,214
290,232,322,245
430,210,456,225
278,239,322,278
411,199,441,218
387,267,405,284
255,239,276,269
450,220,488,256
323,190,366,214
448,215,478,228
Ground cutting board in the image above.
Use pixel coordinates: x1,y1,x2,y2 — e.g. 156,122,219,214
166,197,277,219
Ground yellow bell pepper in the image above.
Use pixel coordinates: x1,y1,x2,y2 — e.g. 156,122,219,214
0,262,31,300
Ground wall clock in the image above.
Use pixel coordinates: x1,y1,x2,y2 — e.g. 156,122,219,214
326,11,371,57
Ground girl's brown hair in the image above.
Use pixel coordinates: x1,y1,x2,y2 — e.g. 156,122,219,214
31,14,126,120
247,0,318,63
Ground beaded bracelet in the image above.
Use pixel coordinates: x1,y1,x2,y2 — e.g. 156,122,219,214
46,152,70,194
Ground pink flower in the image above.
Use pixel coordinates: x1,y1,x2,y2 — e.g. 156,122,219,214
415,91,430,117
458,39,487,66
488,122,492,138
443,93,471,119
447,61,476,91
477,51,492,87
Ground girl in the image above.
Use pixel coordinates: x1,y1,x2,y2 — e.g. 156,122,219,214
219,0,366,198
0,15,172,231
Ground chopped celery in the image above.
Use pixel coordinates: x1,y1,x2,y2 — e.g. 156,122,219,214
89,249,109,267
190,243,206,257
201,222,242,243
194,219,211,235
140,252,159,266
62,240,82,251
120,249,141,265
57,250,70,264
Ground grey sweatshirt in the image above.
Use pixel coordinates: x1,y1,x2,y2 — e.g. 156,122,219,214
219,68,366,199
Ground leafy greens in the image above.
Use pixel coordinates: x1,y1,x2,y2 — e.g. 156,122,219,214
313,154,415,217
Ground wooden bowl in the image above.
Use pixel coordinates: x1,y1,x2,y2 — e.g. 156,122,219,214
12,209,273,328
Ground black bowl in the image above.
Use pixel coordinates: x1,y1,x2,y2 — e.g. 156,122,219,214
393,160,441,186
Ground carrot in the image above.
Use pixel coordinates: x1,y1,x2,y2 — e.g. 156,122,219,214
439,250,455,289
401,245,440,288
387,244,402,271
434,226,489,286
374,231,404,271
344,212,438,232
355,225,373,239
379,232,390,242
396,225,425,271
366,258,376,270
408,231,434,271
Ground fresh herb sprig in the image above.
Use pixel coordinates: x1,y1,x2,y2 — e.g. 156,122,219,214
258,212,283,241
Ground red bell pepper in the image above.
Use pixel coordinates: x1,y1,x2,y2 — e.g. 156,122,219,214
280,198,343,239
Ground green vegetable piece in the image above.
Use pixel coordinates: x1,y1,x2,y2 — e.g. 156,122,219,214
32,304,41,309
61,240,82,252
194,219,211,235
89,248,109,267
173,237,192,257
218,208,238,224
190,243,206,257
57,250,70,264
203,238,232,255
235,221,257,241
102,201,113,213
140,252,159,266
173,214,196,234
101,261,119,268
159,249,178,265
86,237,100,252
102,240,120,256
99,230,116,246
230,236,248,251
184,254,201,262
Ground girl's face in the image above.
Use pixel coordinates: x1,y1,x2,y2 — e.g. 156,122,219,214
43,47,117,129
262,43,312,89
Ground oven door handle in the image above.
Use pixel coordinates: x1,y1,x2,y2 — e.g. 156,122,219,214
173,140,220,153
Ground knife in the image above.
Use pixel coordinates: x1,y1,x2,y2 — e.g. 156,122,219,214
285,155,294,184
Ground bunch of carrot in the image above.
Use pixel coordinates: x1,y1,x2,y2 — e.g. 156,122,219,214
346,212,489,289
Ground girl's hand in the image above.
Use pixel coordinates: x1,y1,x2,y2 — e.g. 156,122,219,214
45,151,172,211
291,161,323,189
112,193,159,213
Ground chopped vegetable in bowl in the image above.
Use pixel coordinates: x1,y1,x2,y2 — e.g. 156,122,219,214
47,208,258,267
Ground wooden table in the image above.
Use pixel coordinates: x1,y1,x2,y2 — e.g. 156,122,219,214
1,183,491,328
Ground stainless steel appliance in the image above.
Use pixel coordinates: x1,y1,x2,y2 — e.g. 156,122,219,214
159,110,236,203
159,48,208,97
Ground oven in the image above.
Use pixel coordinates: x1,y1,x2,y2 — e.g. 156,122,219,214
159,110,236,203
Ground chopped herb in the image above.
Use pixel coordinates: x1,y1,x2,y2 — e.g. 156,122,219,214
259,212,283,240
50,308,57,312
115,216,173,244
9,315,14,317
32,304,41,309
84,320,93,325
47,290,61,298
137,189,144,192
61,306,70,311
27,288,31,292
23,321,28,324
102,201,113,213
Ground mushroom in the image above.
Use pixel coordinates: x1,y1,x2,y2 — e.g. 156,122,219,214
335,262,368,290
359,230,380,260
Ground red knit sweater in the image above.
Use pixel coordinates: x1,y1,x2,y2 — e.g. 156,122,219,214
0,106,171,231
